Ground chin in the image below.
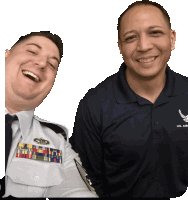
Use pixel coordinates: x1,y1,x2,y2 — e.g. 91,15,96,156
138,68,165,80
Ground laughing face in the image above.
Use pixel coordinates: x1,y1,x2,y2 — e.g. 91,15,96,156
118,5,176,79
5,36,60,113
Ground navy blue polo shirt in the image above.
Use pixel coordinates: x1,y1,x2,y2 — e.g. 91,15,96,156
70,63,188,198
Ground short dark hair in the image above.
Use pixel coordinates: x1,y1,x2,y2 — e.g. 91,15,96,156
13,31,63,60
117,0,171,39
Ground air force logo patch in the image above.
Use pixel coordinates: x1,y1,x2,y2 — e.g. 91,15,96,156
176,110,188,128
179,110,188,122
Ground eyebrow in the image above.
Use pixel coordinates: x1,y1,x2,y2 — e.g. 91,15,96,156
26,43,60,64
123,25,163,37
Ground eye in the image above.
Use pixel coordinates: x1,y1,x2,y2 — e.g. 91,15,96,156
48,62,56,70
27,50,37,55
125,35,136,42
150,30,163,36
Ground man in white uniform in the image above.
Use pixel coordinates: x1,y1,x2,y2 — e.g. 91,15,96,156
3,31,98,198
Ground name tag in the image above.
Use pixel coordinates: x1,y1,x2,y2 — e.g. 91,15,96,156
16,143,62,163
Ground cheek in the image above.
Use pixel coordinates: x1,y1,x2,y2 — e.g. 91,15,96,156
46,71,56,86
5,62,19,82
122,46,137,66
157,37,171,52
121,44,134,59
152,38,172,66
6,53,34,71
40,75,56,98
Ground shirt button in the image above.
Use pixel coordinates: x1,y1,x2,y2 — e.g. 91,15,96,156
34,176,39,181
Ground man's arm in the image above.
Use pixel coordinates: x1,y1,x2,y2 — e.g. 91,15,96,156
70,96,107,197
45,140,98,197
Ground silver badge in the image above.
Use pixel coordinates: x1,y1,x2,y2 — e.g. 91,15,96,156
34,138,50,145
74,159,96,192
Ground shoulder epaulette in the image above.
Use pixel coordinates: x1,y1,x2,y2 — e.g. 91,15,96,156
39,121,67,141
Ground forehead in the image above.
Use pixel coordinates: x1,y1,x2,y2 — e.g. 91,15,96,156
121,5,168,30
15,36,60,59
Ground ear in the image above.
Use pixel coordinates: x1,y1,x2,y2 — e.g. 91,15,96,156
170,30,176,51
5,49,11,58
118,39,122,54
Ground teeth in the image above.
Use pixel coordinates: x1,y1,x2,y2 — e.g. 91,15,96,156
138,57,156,63
22,70,39,82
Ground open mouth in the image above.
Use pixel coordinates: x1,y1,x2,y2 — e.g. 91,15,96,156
22,70,40,82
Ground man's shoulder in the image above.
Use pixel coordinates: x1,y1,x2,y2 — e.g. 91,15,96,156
83,72,117,101
33,115,68,141
170,69,188,94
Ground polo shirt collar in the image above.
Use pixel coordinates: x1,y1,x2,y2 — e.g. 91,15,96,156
114,63,180,105
5,108,34,138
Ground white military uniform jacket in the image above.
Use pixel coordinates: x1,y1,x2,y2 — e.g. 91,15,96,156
4,108,97,198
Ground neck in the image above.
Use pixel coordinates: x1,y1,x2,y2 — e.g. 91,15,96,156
5,98,35,114
126,67,166,104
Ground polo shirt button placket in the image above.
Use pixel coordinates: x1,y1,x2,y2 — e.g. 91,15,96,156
152,120,159,127
153,121,164,141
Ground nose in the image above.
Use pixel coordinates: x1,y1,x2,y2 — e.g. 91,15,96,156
34,56,47,69
136,34,153,52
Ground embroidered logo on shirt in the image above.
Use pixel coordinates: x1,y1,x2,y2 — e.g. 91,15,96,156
34,138,50,145
179,110,188,122
177,110,188,128
16,143,62,163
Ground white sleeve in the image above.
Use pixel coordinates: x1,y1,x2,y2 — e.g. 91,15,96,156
45,140,98,197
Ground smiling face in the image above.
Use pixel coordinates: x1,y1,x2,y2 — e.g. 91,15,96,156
5,36,60,113
118,5,176,79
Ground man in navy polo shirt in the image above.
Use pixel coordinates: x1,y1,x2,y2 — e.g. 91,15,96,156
70,0,188,198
